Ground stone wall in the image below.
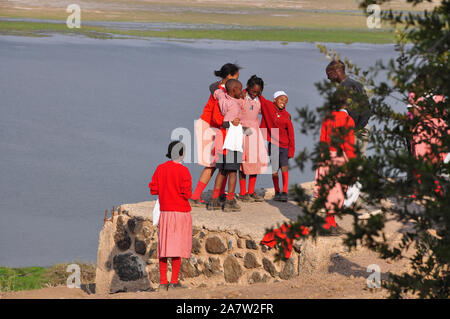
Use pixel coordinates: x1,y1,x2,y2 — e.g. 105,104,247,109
96,208,308,294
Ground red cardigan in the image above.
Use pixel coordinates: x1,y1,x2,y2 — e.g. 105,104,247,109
200,86,227,128
149,161,192,212
259,95,295,158
320,110,356,159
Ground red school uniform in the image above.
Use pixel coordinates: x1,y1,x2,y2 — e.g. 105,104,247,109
149,160,192,212
319,110,356,159
259,95,295,158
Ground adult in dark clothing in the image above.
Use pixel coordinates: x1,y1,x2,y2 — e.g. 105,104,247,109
326,60,371,156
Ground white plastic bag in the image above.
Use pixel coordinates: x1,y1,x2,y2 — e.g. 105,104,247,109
152,199,160,226
444,153,450,164
344,181,362,208
222,123,244,152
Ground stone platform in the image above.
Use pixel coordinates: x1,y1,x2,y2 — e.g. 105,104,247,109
95,183,356,294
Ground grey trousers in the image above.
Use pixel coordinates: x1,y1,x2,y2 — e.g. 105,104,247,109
355,124,370,157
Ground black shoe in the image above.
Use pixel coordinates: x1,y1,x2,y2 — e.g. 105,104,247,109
188,198,206,208
207,198,222,210
223,198,241,212
280,192,288,202
237,193,254,202
219,193,227,203
249,193,264,202
273,192,281,201
168,282,187,289
157,284,169,291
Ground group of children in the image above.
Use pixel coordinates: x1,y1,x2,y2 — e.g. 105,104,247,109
190,63,296,212
147,61,448,289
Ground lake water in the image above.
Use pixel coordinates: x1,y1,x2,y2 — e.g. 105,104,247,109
0,35,401,267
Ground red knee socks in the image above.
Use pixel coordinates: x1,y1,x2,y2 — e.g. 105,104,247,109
170,257,181,284
159,257,182,285
239,176,247,196
272,174,280,193
248,175,257,194
212,188,220,199
227,192,235,200
159,258,168,284
323,215,337,229
191,181,207,201
282,171,289,193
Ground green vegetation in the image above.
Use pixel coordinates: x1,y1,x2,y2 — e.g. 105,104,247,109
0,263,96,292
0,21,396,43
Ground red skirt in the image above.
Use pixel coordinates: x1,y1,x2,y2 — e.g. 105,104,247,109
157,211,192,258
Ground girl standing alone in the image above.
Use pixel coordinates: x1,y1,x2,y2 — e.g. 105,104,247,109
149,141,192,290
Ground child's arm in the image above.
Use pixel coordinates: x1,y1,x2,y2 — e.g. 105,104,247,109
214,89,228,115
287,116,295,158
148,167,159,195
180,167,192,200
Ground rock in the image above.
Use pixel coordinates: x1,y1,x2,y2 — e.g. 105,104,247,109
113,253,145,282
197,258,204,265
237,239,243,248
149,242,158,259
261,244,267,253
193,227,201,236
148,267,160,284
262,257,278,277
198,283,208,288
234,252,243,258
202,257,222,277
205,236,227,254
262,274,271,283
228,239,233,250
114,217,131,251
127,218,138,234
244,252,260,269
180,259,200,279
249,272,263,284
279,259,295,280
293,241,302,253
246,239,258,250
199,231,206,239
191,237,202,254
190,256,197,265
142,226,152,239
223,256,243,283
134,238,147,255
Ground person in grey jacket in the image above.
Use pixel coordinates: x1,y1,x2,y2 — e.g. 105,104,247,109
326,60,371,156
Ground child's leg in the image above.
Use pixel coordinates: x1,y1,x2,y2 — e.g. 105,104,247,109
272,170,280,193
170,257,181,284
212,170,227,199
219,175,228,196
239,171,247,196
248,174,257,194
191,167,216,200
281,166,289,193
159,257,169,285
227,171,237,200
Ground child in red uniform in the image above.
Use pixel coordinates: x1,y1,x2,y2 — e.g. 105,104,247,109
314,94,355,236
191,63,241,207
149,141,192,290
260,91,295,202
207,79,245,212
237,75,268,202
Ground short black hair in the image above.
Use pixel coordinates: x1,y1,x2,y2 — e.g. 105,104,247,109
225,79,242,92
326,60,345,72
166,141,185,160
214,63,242,79
246,75,264,92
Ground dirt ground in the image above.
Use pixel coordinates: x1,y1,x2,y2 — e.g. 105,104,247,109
0,246,409,299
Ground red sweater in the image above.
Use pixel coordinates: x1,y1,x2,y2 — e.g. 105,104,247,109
149,161,192,212
259,95,295,158
320,110,356,159
200,86,227,128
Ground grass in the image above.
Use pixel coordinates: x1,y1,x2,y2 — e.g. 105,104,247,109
0,21,397,44
0,263,96,292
